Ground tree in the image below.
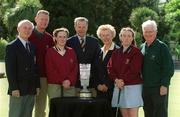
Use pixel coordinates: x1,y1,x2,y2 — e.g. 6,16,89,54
39,0,113,36
129,7,159,32
0,0,16,39
129,7,159,46
164,0,180,42
1,0,161,41
3,0,42,40
38,0,160,45
164,0,180,59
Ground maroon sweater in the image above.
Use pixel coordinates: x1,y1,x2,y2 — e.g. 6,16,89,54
107,45,143,85
29,30,54,77
45,47,78,85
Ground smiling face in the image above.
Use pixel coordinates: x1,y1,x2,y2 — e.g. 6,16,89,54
17,21,33,40
74,20,88,37
35,13,49,32
100,29,113,46
120,30,134,47
143,25,157,45
54,31,68,47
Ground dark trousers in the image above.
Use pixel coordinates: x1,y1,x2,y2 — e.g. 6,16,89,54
142,87,169,117
97,91,122,117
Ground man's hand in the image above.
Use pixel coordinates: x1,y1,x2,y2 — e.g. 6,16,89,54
102,84,108,92
12,90,20,97
97,84,104,91
97,84,108,92
160,85,168,96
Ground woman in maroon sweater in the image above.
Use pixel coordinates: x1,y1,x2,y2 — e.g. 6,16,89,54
108,27,143,117
45,28,78,100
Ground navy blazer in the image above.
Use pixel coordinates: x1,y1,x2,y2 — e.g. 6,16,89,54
66,35,101,88
96,44,119,100
5,38,40,96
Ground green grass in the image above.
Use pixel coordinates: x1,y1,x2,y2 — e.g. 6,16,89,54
0,62,180,117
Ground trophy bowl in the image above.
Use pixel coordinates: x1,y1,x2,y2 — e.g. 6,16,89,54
79,64,92,98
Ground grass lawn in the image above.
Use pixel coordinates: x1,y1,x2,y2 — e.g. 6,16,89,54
0,62,180,117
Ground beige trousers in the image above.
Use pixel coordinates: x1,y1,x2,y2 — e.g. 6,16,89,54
34,77,48,117
47,84,76,100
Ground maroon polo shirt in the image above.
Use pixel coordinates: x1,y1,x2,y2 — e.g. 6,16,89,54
108,45,143,85
29,29,54,77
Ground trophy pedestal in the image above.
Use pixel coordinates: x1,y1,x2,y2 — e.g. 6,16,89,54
79,89,92,98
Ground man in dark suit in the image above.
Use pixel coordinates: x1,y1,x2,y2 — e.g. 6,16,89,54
5,19,40,117
66,17,101,97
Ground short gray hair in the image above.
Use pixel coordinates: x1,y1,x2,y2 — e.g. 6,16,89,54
74,17,88,26
142,20,157,32
36,10,49,16
17,19,34,29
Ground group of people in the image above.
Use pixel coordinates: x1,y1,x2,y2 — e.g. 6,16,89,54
5,9,174,117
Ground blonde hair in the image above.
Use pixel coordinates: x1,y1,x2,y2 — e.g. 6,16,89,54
96,24,116,39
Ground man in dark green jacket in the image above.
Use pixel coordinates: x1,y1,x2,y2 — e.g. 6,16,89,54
141,20,174,117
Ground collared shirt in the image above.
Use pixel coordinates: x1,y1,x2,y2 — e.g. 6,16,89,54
101,42,115,60
77,35,86,44
34,27,44,38
18,36,29,48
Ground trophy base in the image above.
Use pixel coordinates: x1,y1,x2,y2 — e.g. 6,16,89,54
79,90,92,98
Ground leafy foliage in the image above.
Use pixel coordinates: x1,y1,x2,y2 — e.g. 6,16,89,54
0,38,8,60
0,0,16,39
38,0,160,45
129,7,159,32
39,0,113,36
129,7,159,46
164,0,180,42
3,0,42,39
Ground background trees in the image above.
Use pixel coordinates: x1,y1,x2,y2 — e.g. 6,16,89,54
3,0,42,40
0,0,179,60
164,0,180,59
129,7,159,46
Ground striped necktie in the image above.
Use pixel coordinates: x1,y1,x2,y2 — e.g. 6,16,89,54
80,38,85,51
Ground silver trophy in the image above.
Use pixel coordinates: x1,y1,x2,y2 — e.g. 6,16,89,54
79,64,92,98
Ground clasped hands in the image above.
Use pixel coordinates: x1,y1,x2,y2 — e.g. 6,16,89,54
115,79,124,89
62,80,71,89
97,84,108,92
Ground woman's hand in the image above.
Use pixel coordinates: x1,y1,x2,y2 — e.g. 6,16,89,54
115,79,124,89
62,80,71,89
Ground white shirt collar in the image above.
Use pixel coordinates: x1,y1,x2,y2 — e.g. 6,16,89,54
77,35,86,42
18,36,29,48
101,42,115,52
101,42,115,60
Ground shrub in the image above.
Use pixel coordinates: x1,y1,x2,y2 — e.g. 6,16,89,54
129,7,159,32
0,38,8,60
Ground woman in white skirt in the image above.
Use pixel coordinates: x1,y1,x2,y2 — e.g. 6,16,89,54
107,27,143,117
